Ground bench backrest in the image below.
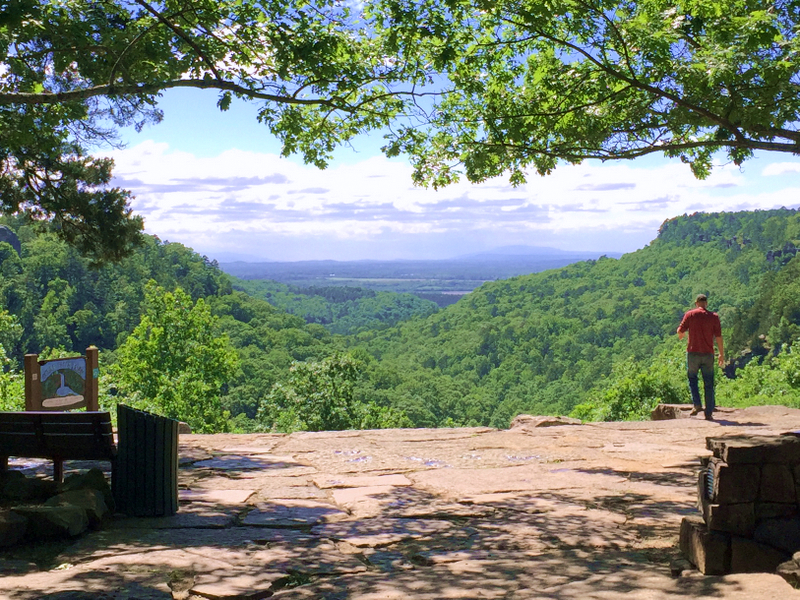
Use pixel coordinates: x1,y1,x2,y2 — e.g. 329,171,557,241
0,411,116,460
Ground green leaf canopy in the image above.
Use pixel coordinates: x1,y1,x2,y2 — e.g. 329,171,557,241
3,0,799,260
375,0,800,185
0,0,427,260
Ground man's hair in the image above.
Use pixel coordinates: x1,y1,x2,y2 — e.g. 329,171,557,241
695,293,708,303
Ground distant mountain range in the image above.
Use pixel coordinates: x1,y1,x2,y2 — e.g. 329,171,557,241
454,245,622,260
219,246,623,284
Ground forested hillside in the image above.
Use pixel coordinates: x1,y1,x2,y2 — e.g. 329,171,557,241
233,279,438,335
0,217,346,430
348,209,800,427
0,218,230,356
1,209,799,433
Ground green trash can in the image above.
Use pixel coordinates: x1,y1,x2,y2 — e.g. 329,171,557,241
113,404,179,517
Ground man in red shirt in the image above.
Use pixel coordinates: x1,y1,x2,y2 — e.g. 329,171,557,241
677,294,724,420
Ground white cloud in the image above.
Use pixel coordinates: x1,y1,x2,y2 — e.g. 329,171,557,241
100,142,800,261
762,162,800,177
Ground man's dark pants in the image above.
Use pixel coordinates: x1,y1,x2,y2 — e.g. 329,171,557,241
687,352,715,417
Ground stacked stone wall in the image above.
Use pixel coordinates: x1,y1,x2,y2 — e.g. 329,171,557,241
680,433,800,579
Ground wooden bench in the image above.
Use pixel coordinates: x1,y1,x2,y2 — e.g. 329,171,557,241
0,411,116,483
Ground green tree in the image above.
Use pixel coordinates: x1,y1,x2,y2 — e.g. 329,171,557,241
0,308,22,410
377,0,800,186
259,352,408,432
115,281,238,432
718,342,800,408
5,1,799,261
571,342,688,422
33,278,74,351
1,0,424,260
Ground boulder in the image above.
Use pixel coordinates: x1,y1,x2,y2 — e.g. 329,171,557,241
61,468,114,512
777,552,800,588
45,489,110,529
509,414,581,430
0,510,28,547
2,472,57,503
12,505,88,539
651,404,693,420
0,469,27,488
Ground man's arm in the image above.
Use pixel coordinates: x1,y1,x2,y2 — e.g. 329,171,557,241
716,335,725,367
677,311,690,340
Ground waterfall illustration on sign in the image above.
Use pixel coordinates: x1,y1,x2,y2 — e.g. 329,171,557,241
40,357,86,409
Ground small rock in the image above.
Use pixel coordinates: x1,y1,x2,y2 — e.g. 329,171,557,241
168,569,196,600
777,552,800,589
60,468,114,512
178,422,192,434
45,488,109,529
12,505,88,539
0,510,28,547
0,469,27,485
669,558,692,577
2,473,57,502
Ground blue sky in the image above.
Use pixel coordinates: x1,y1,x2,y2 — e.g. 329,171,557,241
102,88,800,263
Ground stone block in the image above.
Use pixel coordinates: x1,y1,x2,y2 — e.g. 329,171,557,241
707,435,800,464
12,505,88,539
699,487,755,536
707,458,760,504
760,464,797,503
756,502,799,521
730,535,790,573
766,435,800,463
794,464,800,510
754,518,800,555
680,516,730,575
0,510,27,547
707,436,764,463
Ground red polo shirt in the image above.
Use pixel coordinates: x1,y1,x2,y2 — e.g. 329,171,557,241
678,307,722,353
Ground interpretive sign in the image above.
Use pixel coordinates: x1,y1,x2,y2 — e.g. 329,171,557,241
24,347,99,411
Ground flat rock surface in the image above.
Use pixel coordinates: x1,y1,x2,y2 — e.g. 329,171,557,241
4,406,800,599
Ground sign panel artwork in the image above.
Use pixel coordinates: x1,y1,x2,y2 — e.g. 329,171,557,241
40,357,87,409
